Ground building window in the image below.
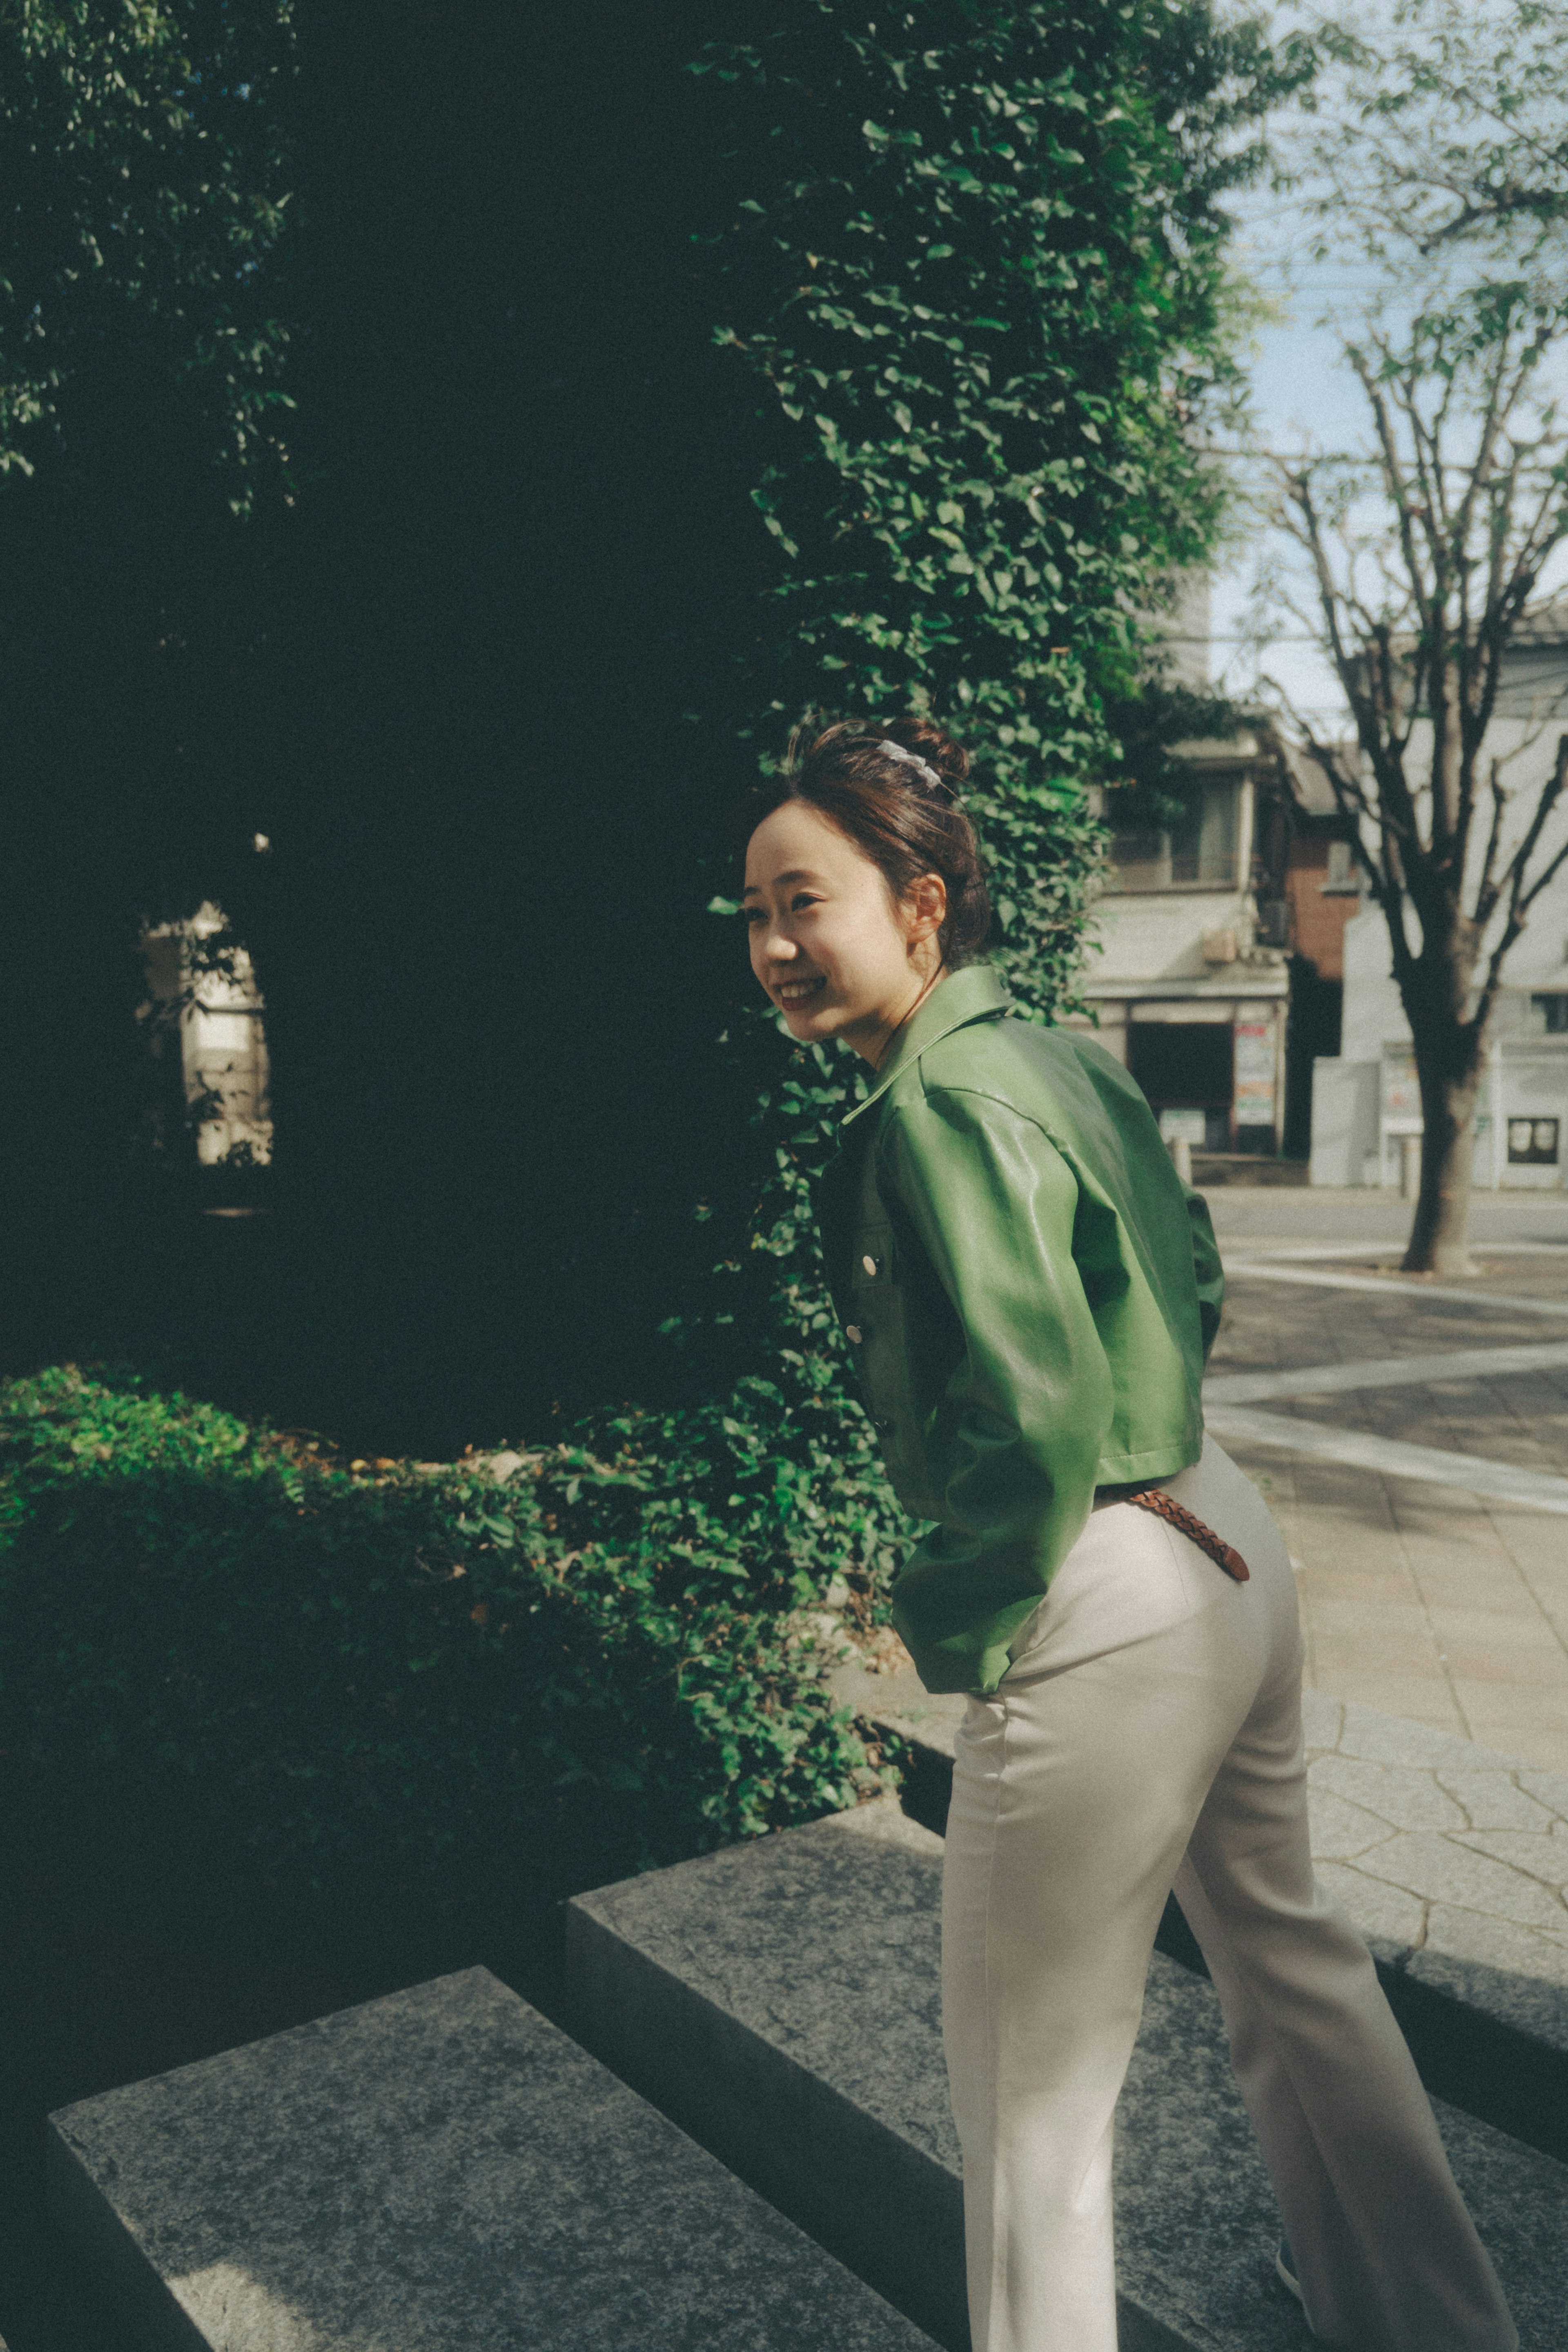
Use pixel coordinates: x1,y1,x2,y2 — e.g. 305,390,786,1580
1111,779,1239,892
1322,838,1358,893
1508,1117,1559,1165
1531,993,1568,1033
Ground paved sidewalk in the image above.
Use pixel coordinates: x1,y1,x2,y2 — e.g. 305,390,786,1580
1203,1186,1568,1249
1298,1687,1568,2049
1209,1242,1568,1771
830,1659,1568,2087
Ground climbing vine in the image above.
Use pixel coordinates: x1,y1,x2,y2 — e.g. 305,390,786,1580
681,0,1295,1416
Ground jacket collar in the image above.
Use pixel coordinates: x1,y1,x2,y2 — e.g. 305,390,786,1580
842,962,1012,1127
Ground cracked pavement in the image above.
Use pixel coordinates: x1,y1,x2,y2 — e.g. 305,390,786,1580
1206,1207,1568,1776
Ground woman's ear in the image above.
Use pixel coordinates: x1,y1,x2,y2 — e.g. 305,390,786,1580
905,872,948,948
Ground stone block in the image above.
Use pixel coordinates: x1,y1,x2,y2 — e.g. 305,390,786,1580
1519,1766,1568,1816
829,1662,963,1761
832,1668,1568,2145
1409,1908,1568,2054
1436,1770,1558,1831
1457,1825,1568,1889
568,1811,1568,2352
1336,1698,1526,1773
1299,1685,1344,1749
47,1966,938,2352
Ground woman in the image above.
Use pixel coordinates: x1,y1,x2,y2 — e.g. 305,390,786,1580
738,718,1517,2352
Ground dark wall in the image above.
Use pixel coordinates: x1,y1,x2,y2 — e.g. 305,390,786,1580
1,2,781,1450
1284,961,1343,1163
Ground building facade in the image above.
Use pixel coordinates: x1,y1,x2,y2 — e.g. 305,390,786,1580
1309,611,1568,1189
1073,726,1355,1162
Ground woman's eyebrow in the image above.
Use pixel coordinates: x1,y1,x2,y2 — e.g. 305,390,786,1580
742,868,824,896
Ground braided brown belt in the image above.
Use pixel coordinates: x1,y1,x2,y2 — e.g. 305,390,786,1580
1123,1485,1250,1583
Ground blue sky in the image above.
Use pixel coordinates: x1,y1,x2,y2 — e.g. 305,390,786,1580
1204,0,1568,727
1209,187,1390,725
1209,230,1568,726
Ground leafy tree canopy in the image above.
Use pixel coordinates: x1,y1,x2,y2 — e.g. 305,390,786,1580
1290,0,1568,271
0,0,297,509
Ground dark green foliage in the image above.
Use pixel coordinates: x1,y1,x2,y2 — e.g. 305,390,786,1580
0,3,301,1391
0,1366,893,1909
1100,676,1249,831
675,0,1290,1476
0,7,1301,1908
0,0,297,505
696,0,1294,1008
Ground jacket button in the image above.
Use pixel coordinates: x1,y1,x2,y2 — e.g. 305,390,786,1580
862,1253,878,1276
846,1324,863,1344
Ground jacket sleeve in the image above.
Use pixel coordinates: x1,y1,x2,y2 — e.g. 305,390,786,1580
1182,1179,1225,1364
879,1086,1116,1696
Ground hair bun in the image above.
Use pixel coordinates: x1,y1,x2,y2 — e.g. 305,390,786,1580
880,717,969,791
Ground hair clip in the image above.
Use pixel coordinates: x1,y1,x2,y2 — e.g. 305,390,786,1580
878,738,955,799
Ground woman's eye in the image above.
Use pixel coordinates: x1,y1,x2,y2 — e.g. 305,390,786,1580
791,893,820,912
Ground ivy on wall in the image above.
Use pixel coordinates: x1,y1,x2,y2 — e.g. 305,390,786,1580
697,0,1292,1002
681,0,1294,1432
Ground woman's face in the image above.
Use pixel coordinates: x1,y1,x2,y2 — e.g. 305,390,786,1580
743,798,946,1065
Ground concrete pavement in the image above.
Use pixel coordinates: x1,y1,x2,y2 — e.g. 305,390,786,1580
1205,1194,1568,1772
1203,1185,1568,1248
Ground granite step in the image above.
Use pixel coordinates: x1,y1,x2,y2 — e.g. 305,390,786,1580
831,1663,1568,2163
46,1964,940,2352
567,1800,1568,2352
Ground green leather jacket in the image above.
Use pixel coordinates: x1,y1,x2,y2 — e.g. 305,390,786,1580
815,963,1224,1697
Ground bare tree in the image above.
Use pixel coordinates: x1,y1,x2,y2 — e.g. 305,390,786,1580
1267,292,1568,1271
1249,0,1568,1271
1298,0,1568,265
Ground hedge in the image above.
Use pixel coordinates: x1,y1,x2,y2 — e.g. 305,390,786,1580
0,1362,904,1927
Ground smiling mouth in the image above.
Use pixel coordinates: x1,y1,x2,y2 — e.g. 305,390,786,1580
778,975,826,1007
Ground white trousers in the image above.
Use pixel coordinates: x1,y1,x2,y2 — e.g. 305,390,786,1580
941,1437,1518,2352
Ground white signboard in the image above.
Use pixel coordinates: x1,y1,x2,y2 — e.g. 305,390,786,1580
1234,1019,1274,1128
1381,1052,1421,1126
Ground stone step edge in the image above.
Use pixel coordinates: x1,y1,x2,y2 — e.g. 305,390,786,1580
567,1806,1568,2352
565,1838,1203,2352
833,1665,1568,2166
44,1966,943,2352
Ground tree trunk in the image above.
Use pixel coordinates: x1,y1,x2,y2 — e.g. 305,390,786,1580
1402,1058,1481,1276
